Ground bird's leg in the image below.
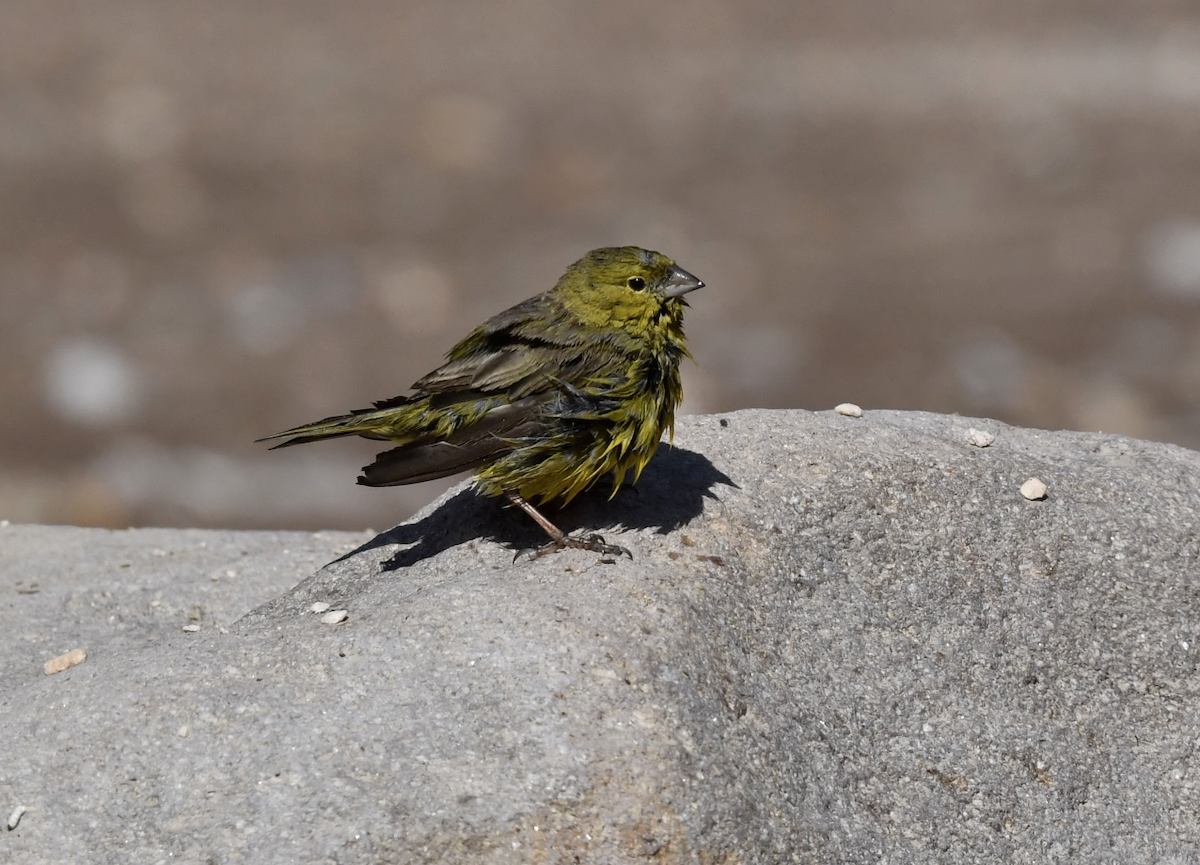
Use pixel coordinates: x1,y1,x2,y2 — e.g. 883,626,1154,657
505,491,632,561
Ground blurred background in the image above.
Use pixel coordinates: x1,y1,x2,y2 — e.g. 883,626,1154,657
4,1,1200,531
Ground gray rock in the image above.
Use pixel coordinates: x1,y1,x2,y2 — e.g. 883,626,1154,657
0,525,372,688
1,409,1198,864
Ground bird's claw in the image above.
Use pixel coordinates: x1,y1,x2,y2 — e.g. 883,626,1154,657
514,532,633,562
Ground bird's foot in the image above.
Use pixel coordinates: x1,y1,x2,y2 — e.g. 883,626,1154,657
515,532,633,562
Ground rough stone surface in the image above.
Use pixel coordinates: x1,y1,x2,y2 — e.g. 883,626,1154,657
1,409,1198,864
0,526,371,688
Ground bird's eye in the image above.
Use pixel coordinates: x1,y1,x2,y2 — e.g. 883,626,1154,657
627,277,646,290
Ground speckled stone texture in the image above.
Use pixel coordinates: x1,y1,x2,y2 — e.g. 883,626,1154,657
2,409,1198,864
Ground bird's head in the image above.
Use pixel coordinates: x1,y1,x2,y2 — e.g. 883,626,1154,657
555,246,704,334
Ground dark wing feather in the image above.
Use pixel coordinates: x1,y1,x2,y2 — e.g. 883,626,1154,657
359,441,493,486
356,396,543,486
415,344,555,394
410,290,593,398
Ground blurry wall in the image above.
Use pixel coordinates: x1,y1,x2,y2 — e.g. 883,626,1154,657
4,1,1200,531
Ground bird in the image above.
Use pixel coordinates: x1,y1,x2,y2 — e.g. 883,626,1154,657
257,246,703,558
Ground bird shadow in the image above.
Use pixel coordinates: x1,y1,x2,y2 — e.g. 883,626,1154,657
333,444,736,570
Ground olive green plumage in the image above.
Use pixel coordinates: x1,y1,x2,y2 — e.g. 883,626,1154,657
259,246,703,540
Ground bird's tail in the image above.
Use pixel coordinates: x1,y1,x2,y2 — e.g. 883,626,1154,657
256,396,419,449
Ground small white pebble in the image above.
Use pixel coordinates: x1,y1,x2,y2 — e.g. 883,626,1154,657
177,725,190,738
182,624,201,633
1020,478,1048,500
966,428,995,447
321,609,349,625
225,569,237,578
43,648,87,676
7,804,26,830
0,519,9,528
835,403,863,417
310,602,332,614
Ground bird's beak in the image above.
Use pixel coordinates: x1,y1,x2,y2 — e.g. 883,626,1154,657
663,264,704,297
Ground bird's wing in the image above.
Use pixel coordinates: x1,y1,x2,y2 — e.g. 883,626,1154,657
358,336,628,486
415,346,547,393
357,396,543,486
358,347,630,488
267,291,629,481
411,293,600,399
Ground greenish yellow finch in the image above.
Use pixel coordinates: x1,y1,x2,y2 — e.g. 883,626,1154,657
258,246,703,557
